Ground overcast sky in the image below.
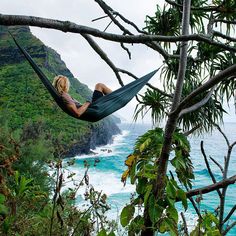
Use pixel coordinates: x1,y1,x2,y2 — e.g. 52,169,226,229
1,0,235,123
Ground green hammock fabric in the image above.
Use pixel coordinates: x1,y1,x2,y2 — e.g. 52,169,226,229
11,35,157,122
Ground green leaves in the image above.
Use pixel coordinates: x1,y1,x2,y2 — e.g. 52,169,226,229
148,195,163,224
97,229,116,236
120,204,135,227
176,189,188,211
171,132,194,188
14,171,33,197
134,89,170,125
191,212,220,236
0,194,8,216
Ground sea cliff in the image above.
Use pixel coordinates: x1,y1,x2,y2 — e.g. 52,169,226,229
0,25,120,156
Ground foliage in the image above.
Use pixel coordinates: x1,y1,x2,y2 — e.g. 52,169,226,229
190,212,221,236
136,0,236,134
0,124,116,235
0,25,118,157
121,127,192,235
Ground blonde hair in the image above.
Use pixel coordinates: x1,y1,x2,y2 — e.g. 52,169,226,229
53,75,70,94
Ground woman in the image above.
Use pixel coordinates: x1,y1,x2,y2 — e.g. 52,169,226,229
53,75,112,118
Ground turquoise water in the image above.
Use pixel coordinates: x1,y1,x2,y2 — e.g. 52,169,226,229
65,122,236,235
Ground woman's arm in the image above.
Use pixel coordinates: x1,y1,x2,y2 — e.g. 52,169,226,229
66,102,91,118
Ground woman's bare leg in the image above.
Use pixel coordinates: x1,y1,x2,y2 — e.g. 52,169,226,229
95,83,112,95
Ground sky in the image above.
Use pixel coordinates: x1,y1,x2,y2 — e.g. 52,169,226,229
1,0,235,123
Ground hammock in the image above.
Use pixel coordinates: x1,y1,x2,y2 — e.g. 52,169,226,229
11,34,157,122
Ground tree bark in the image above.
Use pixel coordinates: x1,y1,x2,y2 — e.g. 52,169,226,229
141,1,191,235
0,14,236,52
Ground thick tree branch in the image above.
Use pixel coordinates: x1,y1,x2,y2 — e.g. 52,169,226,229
185,175,236,198
179,86,215,117
171,65,236,116
1,14,236,53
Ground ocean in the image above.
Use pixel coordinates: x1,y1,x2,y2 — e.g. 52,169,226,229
64,122,236,235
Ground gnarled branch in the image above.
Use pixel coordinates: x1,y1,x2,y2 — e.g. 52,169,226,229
1,14,236,53
186,175,236,198
171,65,236,116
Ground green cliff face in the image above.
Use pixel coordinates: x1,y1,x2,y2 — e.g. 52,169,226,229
0,26,120,156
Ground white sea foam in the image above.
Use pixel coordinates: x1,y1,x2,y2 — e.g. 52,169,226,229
72,129,130,160
62,166,135,198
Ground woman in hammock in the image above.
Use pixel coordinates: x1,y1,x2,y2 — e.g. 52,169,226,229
53,75,112,118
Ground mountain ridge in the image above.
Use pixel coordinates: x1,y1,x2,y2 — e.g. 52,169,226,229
0,25,120,156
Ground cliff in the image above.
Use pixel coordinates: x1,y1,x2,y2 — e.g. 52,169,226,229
0,25,120,156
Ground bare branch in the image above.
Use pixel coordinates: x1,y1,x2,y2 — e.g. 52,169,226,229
118,68,172,98
81,33,124,86
94,0,170,59
215,124,230,147
209,156,224,174
180,212,189,236
223,221,236,236
231,141,236,149
179,86,215,117
1,14,236,53
188,196,202,218
186,175,236,198
171,65,236,116
223,205,236,224
200,141,222,198
120,42,131,59
184,124,201,136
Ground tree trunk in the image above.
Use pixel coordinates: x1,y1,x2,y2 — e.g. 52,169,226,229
141,0,192,234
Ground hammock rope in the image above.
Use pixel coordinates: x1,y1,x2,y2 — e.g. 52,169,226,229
10,33,158,122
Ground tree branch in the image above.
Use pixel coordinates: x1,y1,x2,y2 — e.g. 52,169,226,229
223,205,236,224
1,14,236,53
118,68,172,97
179,86,215,117
171,65,236,116
186,175,236,198
200,141,222,198
183,124,201,136
180,212,189,236
209,156,224,174
81,33,124,86
223,221,236,236
94,0,170,59
215,124,230,147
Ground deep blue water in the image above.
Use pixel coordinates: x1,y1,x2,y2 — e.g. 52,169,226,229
64,122,236,235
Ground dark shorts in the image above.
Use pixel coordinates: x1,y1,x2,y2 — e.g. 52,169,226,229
92,90,103,102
